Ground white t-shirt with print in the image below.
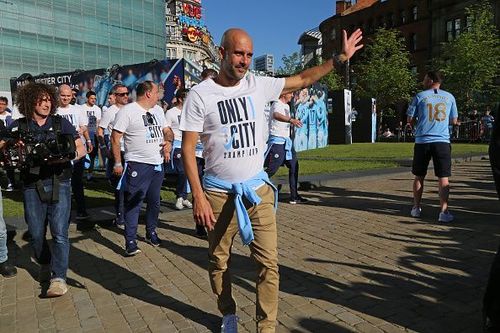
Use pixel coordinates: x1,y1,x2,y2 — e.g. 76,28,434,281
165,106,182,142
81,104,102,135
56,104,87,143
100,104,124,151
99,104,119,132
269,100,291,138
180,73,285,183
56,105,87,130
113,102,166,165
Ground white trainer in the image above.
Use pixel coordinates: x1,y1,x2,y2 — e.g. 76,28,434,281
182,199,193,208
221,314,238,333
410,206,421,218
438,211,454,223
175,197,184,210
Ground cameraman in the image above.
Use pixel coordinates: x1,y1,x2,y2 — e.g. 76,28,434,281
0,82,86,297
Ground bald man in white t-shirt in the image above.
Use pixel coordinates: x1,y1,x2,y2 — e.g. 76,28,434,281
56,84,92,229
180,28,363,332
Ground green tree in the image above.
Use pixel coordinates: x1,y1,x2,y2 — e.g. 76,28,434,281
277,53,343,91
438,1,500,112
276,52,303,75
354,28,416,116
309,55,343,92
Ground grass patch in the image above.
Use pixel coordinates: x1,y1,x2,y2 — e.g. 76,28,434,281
274,159,398,177
2,176,178,218
3,143,487,217
298,142,489,160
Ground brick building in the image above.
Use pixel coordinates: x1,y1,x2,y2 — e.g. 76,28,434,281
320,0,500,81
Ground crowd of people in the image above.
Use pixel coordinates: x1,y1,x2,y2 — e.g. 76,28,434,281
0,26,498,333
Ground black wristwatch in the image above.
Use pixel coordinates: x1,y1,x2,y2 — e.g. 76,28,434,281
333,53,348,67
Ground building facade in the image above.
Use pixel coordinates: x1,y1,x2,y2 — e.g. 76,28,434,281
0,0,166,92
165,0,219,71
298,27,323,68
253,54,274,75
320,0,500,81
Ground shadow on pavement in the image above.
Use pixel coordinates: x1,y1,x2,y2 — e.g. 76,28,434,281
74,231,219,331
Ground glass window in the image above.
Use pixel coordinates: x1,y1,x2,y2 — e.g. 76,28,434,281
446,20,453,41
387,13,394,27
465,16,472,31
400,10,406,24
454,18,461,37
0,0,165,91
411,33,417,51
412,6,418,21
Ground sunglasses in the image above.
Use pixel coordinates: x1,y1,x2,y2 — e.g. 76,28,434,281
115,92,129,97
145,112,155,125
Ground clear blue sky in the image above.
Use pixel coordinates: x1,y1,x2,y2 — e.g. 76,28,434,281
202,1,336,70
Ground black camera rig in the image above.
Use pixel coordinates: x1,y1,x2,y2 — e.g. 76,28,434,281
1,115,76,170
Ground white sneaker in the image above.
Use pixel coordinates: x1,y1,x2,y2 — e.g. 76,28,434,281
46,278,68,297
438,211,454,223
410,206,421,218
175,197,184,210
221,314,238,333
182,199,193,208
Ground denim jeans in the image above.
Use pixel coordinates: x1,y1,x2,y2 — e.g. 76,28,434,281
0,188,7,264
23,179,71,280
173,148,188,199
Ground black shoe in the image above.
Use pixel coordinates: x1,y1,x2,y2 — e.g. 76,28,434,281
0,262,17,278
125,242,141,257
146,232,161,247
289,196,309,204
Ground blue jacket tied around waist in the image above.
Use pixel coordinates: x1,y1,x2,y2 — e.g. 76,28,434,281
265,135,293,161
202,170,278,245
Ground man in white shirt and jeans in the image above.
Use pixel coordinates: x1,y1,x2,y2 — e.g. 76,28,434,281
56,84,92,228
98,84,129,228
180,28,363,333
264,92,307,204
165,88,193,210
81,91,101,181
111,81,173,256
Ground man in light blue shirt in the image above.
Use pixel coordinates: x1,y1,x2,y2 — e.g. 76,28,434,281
407,70,459,223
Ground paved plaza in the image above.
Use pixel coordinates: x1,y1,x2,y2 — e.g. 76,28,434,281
1,158,498,333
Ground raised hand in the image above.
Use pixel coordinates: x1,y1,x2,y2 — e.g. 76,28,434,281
342,28,364,60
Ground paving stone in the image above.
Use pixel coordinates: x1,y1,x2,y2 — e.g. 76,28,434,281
1,160,496,333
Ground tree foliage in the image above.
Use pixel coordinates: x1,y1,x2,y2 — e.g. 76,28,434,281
277,53,343,91
438,1,500,112
354,28,416,115
276,52,303,76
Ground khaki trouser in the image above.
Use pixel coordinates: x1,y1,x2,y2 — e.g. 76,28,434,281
205,184,279,333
